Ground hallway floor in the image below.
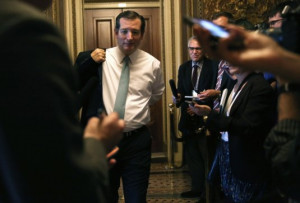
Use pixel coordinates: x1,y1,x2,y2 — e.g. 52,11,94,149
118,162,200,203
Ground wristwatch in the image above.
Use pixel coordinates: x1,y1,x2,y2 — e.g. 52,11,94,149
278,83,300,94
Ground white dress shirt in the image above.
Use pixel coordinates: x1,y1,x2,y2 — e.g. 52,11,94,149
102,47,165,132
221,82,247,142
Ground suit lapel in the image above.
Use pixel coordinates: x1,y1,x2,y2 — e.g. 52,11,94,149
229,74,255,115
229,84,248,115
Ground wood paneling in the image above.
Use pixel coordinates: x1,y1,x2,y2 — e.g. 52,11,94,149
84,9,121,49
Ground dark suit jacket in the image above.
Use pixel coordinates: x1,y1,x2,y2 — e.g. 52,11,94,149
206,73,276,183
74,50,105,126
0,1,109,202
177,58,214,135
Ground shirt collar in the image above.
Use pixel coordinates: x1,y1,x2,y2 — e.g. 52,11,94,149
192,60,204,67
116,46,139,65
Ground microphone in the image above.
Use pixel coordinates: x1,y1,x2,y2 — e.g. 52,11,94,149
219,88,228,114
169,79,178,98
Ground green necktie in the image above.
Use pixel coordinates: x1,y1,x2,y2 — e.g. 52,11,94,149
113,56,130,119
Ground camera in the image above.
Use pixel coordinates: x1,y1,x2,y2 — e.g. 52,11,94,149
257,4,300,54
281,5,300,53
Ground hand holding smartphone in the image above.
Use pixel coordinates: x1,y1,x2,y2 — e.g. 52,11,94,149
184,17,229,38
183,16,244,50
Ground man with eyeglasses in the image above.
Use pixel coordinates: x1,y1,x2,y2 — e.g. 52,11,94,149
268,1,289,29
265,1,299,89
75,10,165,203
173,36,214,201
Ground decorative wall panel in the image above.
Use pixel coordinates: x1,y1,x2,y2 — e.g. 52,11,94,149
85,0,158,2
201,0,290,25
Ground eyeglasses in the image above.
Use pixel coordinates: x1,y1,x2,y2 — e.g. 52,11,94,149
269,19,283,26
188,47,202,51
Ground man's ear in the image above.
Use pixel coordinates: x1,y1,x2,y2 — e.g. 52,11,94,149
114,29,119,36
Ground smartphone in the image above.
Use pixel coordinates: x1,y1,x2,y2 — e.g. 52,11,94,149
184,96,205,104
183,17,229,38
183,16,244,50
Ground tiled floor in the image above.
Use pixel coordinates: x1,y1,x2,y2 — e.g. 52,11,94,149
118,162,200,202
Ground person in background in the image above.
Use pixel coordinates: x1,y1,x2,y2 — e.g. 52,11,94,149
0,0,124,202
197,12,236,203
75,10,165,203
268,0,296,29
198,11,236,111
193,19,300,202
235,18,256,31
173,36,214,201
189,62,276,202
211,11,235,28
264,0,299,89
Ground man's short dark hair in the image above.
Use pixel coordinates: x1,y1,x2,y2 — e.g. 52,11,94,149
268,0,299,18
115,10,146,35
212,11,235,24
235,18,256,31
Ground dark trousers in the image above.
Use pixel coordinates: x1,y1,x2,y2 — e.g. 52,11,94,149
184,134,207,193
109,127,152,203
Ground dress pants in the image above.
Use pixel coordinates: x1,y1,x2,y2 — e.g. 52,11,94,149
184,133,207,193
109,127,152,203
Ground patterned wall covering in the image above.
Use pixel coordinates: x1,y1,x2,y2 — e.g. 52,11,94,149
85,0,159,2
201,0,291,25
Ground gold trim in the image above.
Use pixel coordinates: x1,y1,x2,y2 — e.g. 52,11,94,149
72,0,78,60
84,2,160,9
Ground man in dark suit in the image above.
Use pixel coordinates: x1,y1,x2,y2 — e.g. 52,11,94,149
0,0,124,202
173,36,214,199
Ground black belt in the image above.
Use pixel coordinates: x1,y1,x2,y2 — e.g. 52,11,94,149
123,126,147,138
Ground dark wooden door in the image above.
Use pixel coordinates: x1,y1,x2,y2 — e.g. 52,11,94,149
84,8,163,153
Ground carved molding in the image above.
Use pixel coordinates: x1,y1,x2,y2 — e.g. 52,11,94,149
71,0,77,58
44,0,64,32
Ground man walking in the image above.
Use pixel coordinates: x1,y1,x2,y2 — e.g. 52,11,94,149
75,10,165,203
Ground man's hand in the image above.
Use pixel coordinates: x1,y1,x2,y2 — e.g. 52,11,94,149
106,147,119,167
91,48,106,63
172,93,181,104
198,89,220,100
193,24,281,73
188,104,211,116
84,112,124,152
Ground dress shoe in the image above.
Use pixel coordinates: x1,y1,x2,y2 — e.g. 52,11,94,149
180,190,202,198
